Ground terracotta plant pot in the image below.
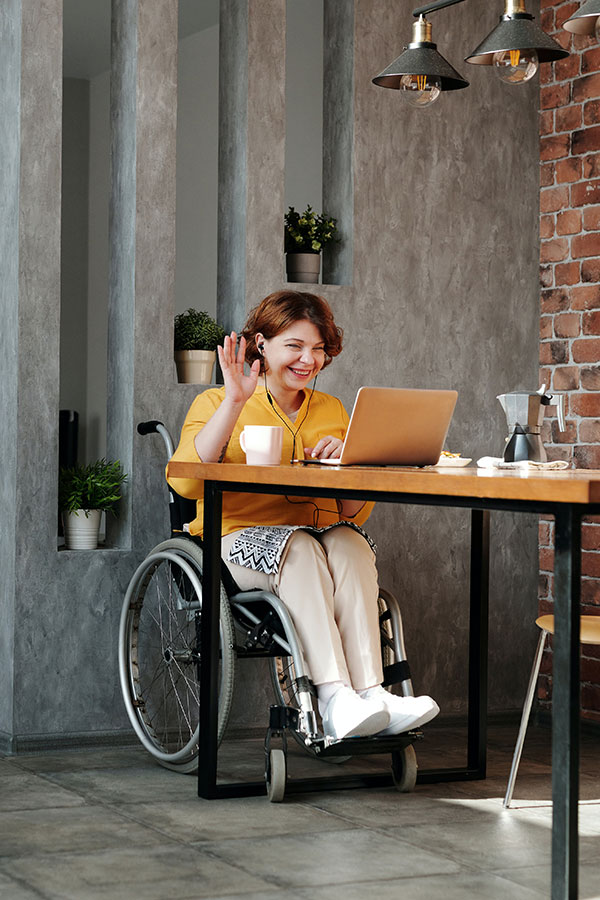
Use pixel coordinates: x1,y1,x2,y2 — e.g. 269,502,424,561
175,349,216,384
62,509,102,550
286,252,320,284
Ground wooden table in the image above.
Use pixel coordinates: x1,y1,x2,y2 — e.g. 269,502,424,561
167,460,600,900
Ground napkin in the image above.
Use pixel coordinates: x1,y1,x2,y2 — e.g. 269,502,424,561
477,456,569,470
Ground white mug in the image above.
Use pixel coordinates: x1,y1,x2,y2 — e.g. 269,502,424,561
239,425,284,466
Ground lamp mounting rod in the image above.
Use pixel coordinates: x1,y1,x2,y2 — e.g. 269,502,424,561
412,0,466,19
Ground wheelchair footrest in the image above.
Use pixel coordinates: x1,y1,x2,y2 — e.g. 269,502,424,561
307,730,423,759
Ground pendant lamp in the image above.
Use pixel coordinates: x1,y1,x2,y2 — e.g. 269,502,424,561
563,0,600,35
372,0,569,104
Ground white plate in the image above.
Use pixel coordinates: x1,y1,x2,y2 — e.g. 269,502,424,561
434,456,472,467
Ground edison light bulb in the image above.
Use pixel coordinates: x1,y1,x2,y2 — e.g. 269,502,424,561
399,73,442,107
492,48,538,84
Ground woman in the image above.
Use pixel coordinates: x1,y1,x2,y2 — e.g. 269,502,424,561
168,290,439,740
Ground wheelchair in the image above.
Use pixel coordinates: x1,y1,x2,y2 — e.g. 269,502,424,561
118,421,426,801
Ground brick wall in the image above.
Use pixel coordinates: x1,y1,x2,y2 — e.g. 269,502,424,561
538,0,600,722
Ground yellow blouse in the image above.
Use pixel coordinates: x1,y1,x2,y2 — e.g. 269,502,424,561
167,385,374,537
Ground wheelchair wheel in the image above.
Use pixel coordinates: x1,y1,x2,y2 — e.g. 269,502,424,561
391,745,418,792
119,538,235,773
266,748,287,802
378,595,395,671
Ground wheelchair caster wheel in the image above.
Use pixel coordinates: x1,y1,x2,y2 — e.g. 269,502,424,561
266,748,287,802
391,745,418,793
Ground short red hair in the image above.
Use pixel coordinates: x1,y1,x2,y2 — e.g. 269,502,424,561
241,291,343,371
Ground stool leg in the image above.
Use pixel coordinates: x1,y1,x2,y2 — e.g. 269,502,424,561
503,629,548,809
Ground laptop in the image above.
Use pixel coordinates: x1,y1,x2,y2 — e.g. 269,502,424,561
298,386,458,467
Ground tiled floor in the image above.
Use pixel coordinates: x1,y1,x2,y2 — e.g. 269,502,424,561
0,721,599,899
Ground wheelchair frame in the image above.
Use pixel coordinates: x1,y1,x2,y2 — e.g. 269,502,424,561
118,421,425,800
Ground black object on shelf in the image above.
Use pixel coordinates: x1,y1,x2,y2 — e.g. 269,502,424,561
59,409,79,469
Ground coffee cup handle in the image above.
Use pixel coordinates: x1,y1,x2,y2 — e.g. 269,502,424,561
239,430,246,453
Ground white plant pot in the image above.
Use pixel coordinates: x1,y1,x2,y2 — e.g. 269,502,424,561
175,350,216,384
62,509,102,550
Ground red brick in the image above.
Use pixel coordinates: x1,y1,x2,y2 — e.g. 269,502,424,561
581,684,600,711
541,238,569,262
539,109,554,136
576,445,600,469
583,523,600,550
551,419,577,442
541,215,555,239
540,366,553,388
581,366,600,389
541,161,555,188
581,259,600,284
541,83,571,110
555,50,580,82
540,265,554,288
572,283,600,307
574,74,600,103
540,340,569,364
582,709,600,722
583,154,600,179
556,157,582,183
571,391,600,413
573,125,600,154
582,578,600,605
556,210,581,235
541,134,570,161
541,287,570,313
555,261,580,285
541,316,553,340
571,179,600,206
539,520,551,546
554,312,581,336
583,309,600,333
541,184,570,212
538,597,554,618
580,420,600,442
556,104,582,133
540,4,554,24
581,656,600,683
582,552,600,577
553,366,580,390
583,206,600,230
540,546,554,572
572,232,600,258
585,99,600,126
582,46,600,74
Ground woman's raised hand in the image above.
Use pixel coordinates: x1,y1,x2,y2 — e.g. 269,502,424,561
218,332,261,405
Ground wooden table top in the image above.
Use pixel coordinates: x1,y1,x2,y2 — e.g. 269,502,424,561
166,460,600,506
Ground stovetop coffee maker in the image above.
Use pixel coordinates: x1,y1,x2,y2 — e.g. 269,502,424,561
497,384,566,463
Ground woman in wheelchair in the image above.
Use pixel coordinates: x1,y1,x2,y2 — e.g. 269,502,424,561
168,290,439,742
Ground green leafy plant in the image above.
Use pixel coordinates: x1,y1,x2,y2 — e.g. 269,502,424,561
174,309,226,351
59,459,128,516
284,205,338,254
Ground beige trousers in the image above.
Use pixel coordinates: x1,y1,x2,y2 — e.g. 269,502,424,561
221,525,383,690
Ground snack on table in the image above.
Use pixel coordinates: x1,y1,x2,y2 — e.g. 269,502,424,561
440,450,461,458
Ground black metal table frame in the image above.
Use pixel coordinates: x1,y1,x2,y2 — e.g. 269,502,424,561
200,477,596,900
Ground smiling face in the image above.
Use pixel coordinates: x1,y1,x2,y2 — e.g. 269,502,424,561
256,319,326,403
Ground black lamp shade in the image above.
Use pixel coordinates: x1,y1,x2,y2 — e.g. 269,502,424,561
466,13,569,64
563,0,600,35
372,42,469,90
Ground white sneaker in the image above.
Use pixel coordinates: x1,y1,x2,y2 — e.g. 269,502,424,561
321,686,390,740
360,686,440,736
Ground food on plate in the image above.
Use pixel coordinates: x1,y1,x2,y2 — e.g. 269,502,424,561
440,450,461,458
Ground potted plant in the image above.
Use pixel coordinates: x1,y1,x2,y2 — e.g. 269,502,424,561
284,205,338,284
174,308,226,384
59,459,127,549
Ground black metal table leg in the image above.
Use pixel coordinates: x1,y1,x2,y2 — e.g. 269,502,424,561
468,508,490,776
551,507,581,900
198,481,223,799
